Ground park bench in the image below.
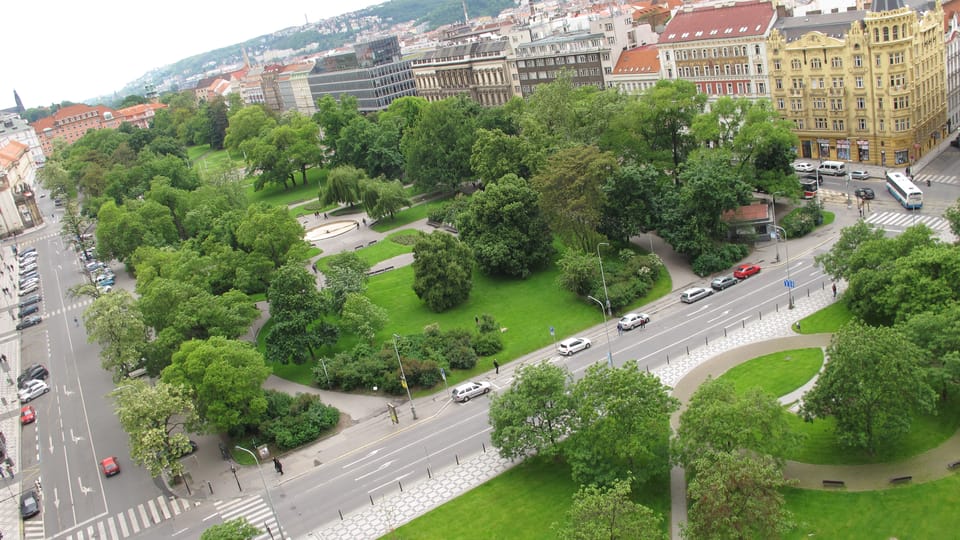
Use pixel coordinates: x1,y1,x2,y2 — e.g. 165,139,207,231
821,479,845,488
889,476,912,485
948,461,960,470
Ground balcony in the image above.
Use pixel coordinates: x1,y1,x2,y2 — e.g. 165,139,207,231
828,88,845,96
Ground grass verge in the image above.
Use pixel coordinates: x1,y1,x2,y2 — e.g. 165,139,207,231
718,348,823,398
797,301,853,334
370,200,448,233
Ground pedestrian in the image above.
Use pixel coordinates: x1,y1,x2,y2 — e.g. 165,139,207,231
640,318,647,330
832,283,837,298
493,360,499,374
273,457,284,475
617,323,623,336
362,218,367,226
323,212,328,219
1,354,6,363
74,317,79,327
356,222,360,230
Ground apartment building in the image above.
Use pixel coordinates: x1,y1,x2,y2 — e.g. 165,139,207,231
657,1,777,103
0,139,41,234
409,40,514,106
946,6,960,132
114,103,167,129
307,36,417,112
0,113,44,166
768,0,947,166
30,104,120,156
277,63,317,115
608,44,662,93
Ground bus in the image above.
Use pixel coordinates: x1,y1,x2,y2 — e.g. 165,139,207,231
799,177,819,199
885,171,923,209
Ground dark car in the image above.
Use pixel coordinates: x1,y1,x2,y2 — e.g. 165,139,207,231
17,364,48,388
18,294,42,309
20,490,40,518
16,315,42,331
18,305,40,319
711,275,739,291
854,187,875,200
951,135,960,148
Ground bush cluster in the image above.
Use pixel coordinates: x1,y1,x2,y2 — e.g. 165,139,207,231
258,390,340,451
692,243,750,276
780,199,824,239
561,248,663,311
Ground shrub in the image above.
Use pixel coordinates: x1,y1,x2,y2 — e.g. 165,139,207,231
692,243,749,276
473,330,503,356
259,393,340,450
447,343,478,370
477,313,499,334
781,199,823,239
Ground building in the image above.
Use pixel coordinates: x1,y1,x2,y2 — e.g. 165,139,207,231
0,113,44,167
277,63,317,115
0,139,41,235
657,1,777,103
608,44,662,93
259,64,286,112
30,104,120,156
409,40,514,106
768,0,947,166
946,4,960,132
307,36,418,112
114,103,168,129
508,14,634,97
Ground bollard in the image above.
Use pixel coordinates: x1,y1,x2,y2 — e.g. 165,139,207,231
666,354,670,365
705,336,708,346
399,481,403,492
370,495,374,506
482,443,486,453
807,288,810,298
456,454,460,465
724,328,727,338
339,509,344,520
742,320,745,329
428,467,432,479
646,365,650,373
759,311,762,320
776,303,779,312
208,481,213,495
686,346,689,355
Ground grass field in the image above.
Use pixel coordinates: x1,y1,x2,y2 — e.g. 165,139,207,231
245,167,327,207
370,200,449,233
718,348,823,398
314,229,421,272
797,300,853,334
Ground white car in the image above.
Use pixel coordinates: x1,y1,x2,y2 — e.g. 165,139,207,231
451,381,492,402
618,312,651,331
680,287,714,304
557,337,592,356
793,162,815,173
18,380,49,403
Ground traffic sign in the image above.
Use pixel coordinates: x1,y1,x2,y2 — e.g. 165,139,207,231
549,326,555,336
784,279,796,289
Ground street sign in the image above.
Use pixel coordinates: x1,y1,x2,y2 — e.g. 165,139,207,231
784,279,796,289
439,367,446,381
549,326,555,336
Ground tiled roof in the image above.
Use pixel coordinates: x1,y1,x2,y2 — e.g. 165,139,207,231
613,44,661,74
115,103,167,118
0,139,29,167
30,103,114,132
660,1,776,44
723,201,770,222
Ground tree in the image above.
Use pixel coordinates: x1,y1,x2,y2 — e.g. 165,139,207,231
283,112,325,185
554,479,665,540
469,128,531,183
322,251,371,313
224,105,276,153
111,380,198,479
900,303,960,400
456,174,553,278
361,179,410,220
731,100,800,196
340,292,388,344
83,290,149,381
321,165,365,207
532,145,617,252
411,231,474,312
567,361,679,488
556,248,597,297
814,220,887,280
236,203,306,268
206,96,229,150
683,451,793,540
162,337,271,433
268,262,325,321
314,94,362,154
489,361,574,459
945,197,960,239
200,518,260,540
673,377,798,468
599,164,670,243
401,96,478,192
800,321,936,454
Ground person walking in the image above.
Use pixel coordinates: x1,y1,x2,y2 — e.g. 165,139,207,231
493,360,499,374
273,457,283,475
832,283,838,298
640,318,647,330
617,323,623,336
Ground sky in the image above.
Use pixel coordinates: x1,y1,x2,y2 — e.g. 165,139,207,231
1,0,385,109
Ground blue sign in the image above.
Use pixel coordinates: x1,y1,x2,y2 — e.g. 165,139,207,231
549,326,555,336
439,367,446,381
784,279,796,289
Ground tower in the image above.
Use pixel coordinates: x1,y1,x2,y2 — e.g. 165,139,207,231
13,90,24,114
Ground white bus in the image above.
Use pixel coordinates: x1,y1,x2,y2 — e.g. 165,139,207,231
885,171,923,209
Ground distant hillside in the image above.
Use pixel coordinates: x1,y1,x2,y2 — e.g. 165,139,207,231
122,0,515,99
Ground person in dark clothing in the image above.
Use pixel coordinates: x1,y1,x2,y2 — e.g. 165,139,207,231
493,360,499,374
273,457,283,475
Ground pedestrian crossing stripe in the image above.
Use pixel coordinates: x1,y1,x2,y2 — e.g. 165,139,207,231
57,495,193,540
22,520,45,540
865,210,949,230
913,173,959,185
215,495,285,540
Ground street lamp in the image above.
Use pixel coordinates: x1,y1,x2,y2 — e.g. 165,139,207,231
392,334,418,420
773,225,794,309
596,243,611,316
770,195,781,263
587,295,614,367
235,445,284,539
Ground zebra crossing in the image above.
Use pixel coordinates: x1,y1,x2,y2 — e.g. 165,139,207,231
43,299,93,318
215,495,285,540
864,210,949,231
58,495,195,540
913,173,960,186
23,519,45,540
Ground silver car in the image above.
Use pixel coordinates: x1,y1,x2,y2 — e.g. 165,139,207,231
451,381,492,402
18,379,49,403
557,337,592,356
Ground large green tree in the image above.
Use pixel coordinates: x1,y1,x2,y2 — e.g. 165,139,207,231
224,105,276,153
340,292,388,344
321,165,366,207
489,361,574,459
554,479,665,540
235,203,305,268
801,321,936,454
401,96,479,192
457,174,553,278
83,290,149,382
411,231,474,312
322,251,371,313
200,518,260,540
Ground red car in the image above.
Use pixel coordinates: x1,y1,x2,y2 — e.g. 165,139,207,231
100,456,120,477
733,264,761,279
20,405,36,425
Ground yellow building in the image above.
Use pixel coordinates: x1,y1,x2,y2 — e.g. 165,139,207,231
768,0,946,167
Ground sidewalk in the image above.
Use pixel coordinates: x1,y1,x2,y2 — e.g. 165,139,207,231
0,243,23,540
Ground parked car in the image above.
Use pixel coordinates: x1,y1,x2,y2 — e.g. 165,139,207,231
711,275,739,291
849,170,871,180
16,315,43,331
20,490,40,519
793,162,815,173
19,254,37,265
451,381,492,402
17,246,37,258
557,337,592,356
20,262,38,274
618,312,651,331
18,364,49,388
733,264,762,279
18,270,39,283
19,277,40,289
18,294,42,309
100,456,121,477
951,135,960,148
680,287,714,304
20,405,36,425
18,379,49,402
20,283,39,296
854,187,876,200
18,305,40,319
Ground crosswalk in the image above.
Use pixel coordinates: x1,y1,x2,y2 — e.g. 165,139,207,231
42,299,93,319
913,173,960,186
215,495,285,540
865,210,949,231
55,495,195,540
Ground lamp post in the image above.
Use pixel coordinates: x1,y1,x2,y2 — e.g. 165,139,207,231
773,225,794,309
770,195,780,263
587,295,614,367
392,334,418,420
596,242,611,316
235,445,283,539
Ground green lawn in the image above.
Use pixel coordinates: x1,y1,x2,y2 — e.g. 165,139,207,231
718,348,823,398
370,200,449,233
384,456,671,540
314,229,420,272
785,472,960,539
797,301,853,334
245,167,327,207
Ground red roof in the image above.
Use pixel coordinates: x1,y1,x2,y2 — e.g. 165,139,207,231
613,44,661,74
30,103,115,132
723,202,770,222
660,1,776,44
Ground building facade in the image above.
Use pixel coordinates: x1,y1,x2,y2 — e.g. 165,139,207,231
946,8,960,132
609,44,662,93
768,0,947,166
0,139,41,235
409,40,514,106
307,36,418,112
658,1,777,103
30,104,120,156
0,113,44,166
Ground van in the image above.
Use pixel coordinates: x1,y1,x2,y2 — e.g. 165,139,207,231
817,161,847,176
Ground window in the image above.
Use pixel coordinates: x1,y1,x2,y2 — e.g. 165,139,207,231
854,55,863,67
883,27,889,41
726,83,733,93
605,23,613,31
796,119,804,129
791,59,802,69
755,44,761,55
665,51,671,61
813,98,826,109
774,60,781,70
757,82,766,94
893,96,909,109
858,118,867,130
791,99,803,111
879,119,885,131
878,97,884,109
792,78,803,89
875,54,882,67
876,76,883,88
777,98,785,109
831,57,843,68
815,118,827,129
855,76,864,88
831,99,843,110
890,74,904,87
693,66,700,76
890,52,903,64
895,118,910,131
856,97,866,109
832,120,845,131
775,78,783,89
811,58,822,69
